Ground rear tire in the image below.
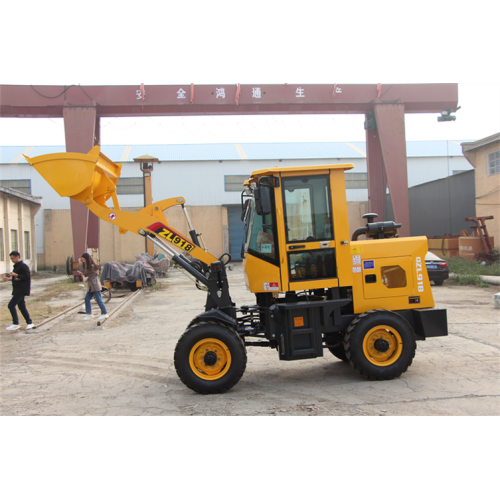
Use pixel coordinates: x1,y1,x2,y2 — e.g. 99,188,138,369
344,310,416,380
433,280,444,286
174,321,247,394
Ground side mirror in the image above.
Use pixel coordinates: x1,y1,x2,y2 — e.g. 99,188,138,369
255,185,271,216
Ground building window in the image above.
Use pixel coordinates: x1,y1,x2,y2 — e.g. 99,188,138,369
24,231,31,260
116,178,144,195
11,230,18,252
488,151,500,176
0,228,4,261
345,172,368,189
225,175,249,192
0,180,32,195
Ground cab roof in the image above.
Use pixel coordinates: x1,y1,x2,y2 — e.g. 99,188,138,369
248,163,354,181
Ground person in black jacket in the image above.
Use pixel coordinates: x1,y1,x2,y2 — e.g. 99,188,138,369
3,251,35,331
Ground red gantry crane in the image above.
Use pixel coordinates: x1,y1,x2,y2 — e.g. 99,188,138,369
0,83,459,259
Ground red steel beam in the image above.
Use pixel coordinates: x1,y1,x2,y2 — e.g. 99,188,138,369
374,104,411,237
0,83,459,118
365,126,387,221
63,104,100,259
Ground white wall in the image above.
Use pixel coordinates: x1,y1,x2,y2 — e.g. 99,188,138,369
407,156,472,187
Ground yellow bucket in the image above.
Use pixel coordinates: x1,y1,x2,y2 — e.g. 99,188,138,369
24,146,122,207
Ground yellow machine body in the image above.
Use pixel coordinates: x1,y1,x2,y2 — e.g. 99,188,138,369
242,164,435,314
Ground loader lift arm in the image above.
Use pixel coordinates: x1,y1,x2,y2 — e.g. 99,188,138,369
24,146,235,317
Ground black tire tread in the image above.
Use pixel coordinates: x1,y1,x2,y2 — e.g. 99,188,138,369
344,309,416,380
174,320,247,394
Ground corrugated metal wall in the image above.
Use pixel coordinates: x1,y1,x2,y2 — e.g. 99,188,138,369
385,170,476,236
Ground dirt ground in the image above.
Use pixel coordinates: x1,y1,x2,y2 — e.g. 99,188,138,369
1,264,499,416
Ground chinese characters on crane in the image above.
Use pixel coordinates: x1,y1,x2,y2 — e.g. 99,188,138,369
134,85,346,103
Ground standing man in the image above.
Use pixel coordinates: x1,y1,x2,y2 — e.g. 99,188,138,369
3,251,35,331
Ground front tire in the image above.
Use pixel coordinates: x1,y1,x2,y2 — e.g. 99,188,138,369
344,310,416,380
174,321,247,394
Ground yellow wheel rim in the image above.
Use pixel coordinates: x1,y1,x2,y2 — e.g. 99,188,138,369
362,325,403,366
189,338,232,380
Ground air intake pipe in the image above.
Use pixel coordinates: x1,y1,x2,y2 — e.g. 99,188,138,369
351,213,402,241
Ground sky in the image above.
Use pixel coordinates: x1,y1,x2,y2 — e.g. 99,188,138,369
1,1,499,147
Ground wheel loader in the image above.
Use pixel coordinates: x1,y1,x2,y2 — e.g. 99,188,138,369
25,147,448,394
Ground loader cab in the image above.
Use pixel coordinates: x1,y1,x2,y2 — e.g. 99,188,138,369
242,164,354,294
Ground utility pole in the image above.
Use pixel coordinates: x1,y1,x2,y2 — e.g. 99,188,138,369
133,155,158,257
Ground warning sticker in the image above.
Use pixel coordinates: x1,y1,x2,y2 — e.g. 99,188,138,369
351,245,363,254
294,317,304,327
264,282,279,291
352,266,362,274
352,255,361,266
108,212,117,221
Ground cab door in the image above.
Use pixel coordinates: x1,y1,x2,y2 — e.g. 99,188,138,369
279,174,338,291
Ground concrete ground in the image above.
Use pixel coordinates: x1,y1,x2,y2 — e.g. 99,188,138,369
1,264,499,416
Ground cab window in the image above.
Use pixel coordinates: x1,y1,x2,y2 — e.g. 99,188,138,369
283,175,333,243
